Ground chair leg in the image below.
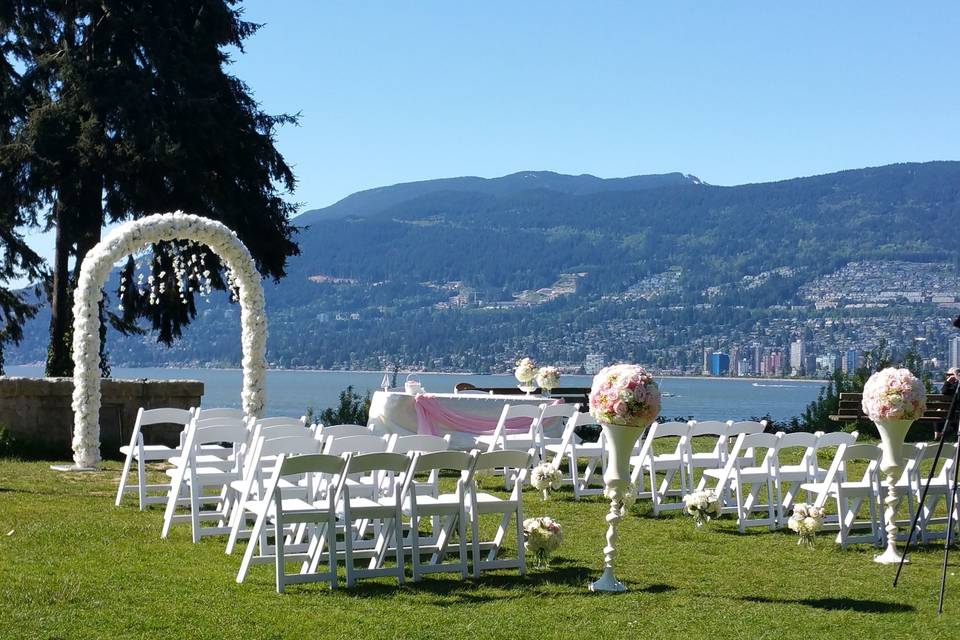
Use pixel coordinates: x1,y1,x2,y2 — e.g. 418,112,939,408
275,511,285,594
115,451,134,507
137,458,147,511
410,510,421,582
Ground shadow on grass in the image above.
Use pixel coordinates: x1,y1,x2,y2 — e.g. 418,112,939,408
333,563,595,602
738,594,915,613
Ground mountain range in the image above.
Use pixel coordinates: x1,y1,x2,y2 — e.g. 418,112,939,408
9,161,960,373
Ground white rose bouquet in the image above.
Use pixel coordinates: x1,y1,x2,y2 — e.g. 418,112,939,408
523,516,563,568
682,489,721,528
787,503,824,547
536,366,561,391
530,463,563,501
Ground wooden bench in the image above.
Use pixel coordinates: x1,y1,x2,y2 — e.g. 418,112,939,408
453,382,590,410
830,392,954,425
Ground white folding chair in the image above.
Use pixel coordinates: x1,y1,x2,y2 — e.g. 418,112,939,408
705,432,780,531
338,452,411,587
401,450,477,581
235,452,348,591
911,443,960,544
468,449,533,577
810,430,859,481
775,432,820,524
225,433,322,554
473,404,541,454
535,403,580,460
801,443,883,547
161,421,249,541
546,412,606,500
686,420,729,491
389,434,451,498
115,407,193,510
630,421,691,514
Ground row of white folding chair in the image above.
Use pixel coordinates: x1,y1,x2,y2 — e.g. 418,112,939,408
702,430,859,532
474,402,579,458
226,432,451,555
237,448,533,591
116,407,195,509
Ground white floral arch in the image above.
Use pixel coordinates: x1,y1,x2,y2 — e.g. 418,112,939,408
71,212,267,468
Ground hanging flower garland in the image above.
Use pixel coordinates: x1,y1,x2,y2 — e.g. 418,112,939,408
71,212,268,468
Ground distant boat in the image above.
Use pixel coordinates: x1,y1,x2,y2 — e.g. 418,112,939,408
662,391,677,397
752,382,797,388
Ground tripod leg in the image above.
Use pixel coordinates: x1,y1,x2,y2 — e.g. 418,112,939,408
937,434,960,614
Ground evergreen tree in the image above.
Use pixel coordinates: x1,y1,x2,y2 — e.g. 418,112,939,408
0,1,299,376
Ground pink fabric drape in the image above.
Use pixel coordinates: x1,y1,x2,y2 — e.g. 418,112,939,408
413,394,560,436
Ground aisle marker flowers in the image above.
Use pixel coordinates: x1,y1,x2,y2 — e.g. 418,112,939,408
787,503,824,547
683,489,721,528
523,516,563,568
515,357,538,383
530,463,563,501
536,366,561,391
589,364,661,428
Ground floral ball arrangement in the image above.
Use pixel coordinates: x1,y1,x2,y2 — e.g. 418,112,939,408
861,367,927,422
515,357,538,383
536,366,561,391
523,516,563,567
787,503,824,547
588,364,661,427
530,463,563,500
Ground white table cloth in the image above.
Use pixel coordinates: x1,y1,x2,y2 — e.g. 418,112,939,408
368,390,552,450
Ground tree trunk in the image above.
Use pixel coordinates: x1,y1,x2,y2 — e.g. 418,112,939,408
45,200,74,377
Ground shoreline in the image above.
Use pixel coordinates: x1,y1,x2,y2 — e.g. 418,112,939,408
6,363,827,384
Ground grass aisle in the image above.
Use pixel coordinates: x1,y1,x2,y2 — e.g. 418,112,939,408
1,458,958,639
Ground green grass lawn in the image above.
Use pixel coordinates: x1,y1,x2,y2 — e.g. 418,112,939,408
1,455,959,640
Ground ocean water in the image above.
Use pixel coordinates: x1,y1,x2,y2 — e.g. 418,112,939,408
6,365,824,422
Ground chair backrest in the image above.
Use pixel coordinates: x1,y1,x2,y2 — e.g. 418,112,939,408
730,432,779,468
916,443,957,479
323,434,390,456
344,452,411,475
277,452,348,477
255,416,305,429
474,449,533,472
389,434,451,455
777,431,819,451
319,424,371,440
651,421,690,438
690,420,727,437
139,407,194,428
195,407,246,420
257,434,323,459
843,443,882,463
260,424,312,440
815,431,858,448
727,420,767,436
409,450,476,475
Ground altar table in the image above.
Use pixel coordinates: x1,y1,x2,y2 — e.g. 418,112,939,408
367,390,559,450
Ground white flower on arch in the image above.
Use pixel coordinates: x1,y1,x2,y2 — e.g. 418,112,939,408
71,212,267,468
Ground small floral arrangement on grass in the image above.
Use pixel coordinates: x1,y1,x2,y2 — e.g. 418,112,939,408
536,366,560,391
861,367,927,422
683,489,721,528
530,463,563,500
523,516,563,568
515,357,538,384
589,364,661,427
787,503,824,547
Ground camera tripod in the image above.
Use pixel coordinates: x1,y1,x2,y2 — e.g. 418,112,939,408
893,314,960,613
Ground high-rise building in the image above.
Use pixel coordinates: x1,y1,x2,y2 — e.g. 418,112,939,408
729,347,739,376
702,347,714,375
949,337,960,371
584,353,605,375
709,352,730,376
752,345,763,376
789,340,805,374
843,348,861,373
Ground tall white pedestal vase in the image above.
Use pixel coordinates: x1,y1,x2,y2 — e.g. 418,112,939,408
873,418,915,564
860,367,927,566
590,422,643,592
586,364,661,593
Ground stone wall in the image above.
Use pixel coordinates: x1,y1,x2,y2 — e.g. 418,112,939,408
0,377,204,459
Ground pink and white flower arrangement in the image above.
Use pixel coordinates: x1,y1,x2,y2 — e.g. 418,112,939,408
536,366,561,391
589,364,661,427
523,516,563,567
787,503,824,547
515,357,538,383
861,367,927,422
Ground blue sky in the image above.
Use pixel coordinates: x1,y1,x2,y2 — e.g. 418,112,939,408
16,1,960,278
